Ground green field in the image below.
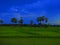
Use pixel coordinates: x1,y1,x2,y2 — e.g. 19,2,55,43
0,38,60,45
0,26,60,45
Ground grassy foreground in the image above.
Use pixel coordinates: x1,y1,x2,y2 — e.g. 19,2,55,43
0,38,60,45
0,26,60,45
0,26,60,37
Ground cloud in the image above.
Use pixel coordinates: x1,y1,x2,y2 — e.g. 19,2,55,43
8,6,19,12
23,0,51,9
5,0,60,17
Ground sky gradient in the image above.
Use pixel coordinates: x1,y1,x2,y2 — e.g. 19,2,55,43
0,0,60,24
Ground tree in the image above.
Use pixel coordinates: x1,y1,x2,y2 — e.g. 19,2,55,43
37,16,48,27
45,18,48,24
41,16,45,21
37,17,41,25
11,18,17,24
0,20,3,26
41,16,45,24
44,18,48,27
37,16,42,25
30,20,33,26
0,20,3,24
18,17,23,26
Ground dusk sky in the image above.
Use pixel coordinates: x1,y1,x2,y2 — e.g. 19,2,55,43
0,0,60,24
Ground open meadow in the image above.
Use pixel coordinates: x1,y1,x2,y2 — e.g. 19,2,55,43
0,26,60,45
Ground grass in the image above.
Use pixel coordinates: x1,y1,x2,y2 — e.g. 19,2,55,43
0,38,60,45
0,26,60,45
0,26,60,37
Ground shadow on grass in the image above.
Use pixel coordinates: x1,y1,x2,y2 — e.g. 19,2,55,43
0,36,60,38
32,28,60,33
20,31,40,36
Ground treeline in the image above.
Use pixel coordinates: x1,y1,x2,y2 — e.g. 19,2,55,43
0,24,60,27
1,16,59,27
0,24,48,27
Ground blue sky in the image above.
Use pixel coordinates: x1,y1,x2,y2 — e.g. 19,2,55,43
0,0,60,24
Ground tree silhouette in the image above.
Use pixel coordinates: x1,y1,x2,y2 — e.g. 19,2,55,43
11,18,17,24
37,16,48,27
0,20,3,24
43,18,48,27
41,16,45,24
18,17,23,26
37,16,42,25
30,20,33,26
45,18,48,24
0,20,3,26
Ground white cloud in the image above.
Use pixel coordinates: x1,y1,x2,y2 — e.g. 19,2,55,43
23,0,51,9
9,6,19,12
